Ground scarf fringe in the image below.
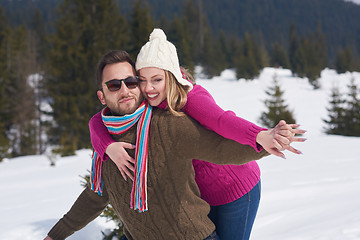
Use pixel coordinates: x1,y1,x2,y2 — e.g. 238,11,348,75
91,151,103,196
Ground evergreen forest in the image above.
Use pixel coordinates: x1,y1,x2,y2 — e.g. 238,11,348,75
0,0,360,160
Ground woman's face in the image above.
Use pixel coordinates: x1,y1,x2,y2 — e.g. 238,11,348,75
138,67,167,106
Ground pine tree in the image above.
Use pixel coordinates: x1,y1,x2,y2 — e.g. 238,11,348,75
302,25,328,88
129,0,154,58
288,26,312,79
323,85,347,135
270,42,290,69
101,205,124,239
288,23,299,74
227,36,241,69
0,7,7,47
0,7,10,160
182,4,226,78
234,33,260,79
214,32,231,71
31,8,48,66
201,29,228,77
356,56,360,72
313,23,328,72
0,75,9,160
292,37,307,78
217,31,233,68
251,32,269,70
257,42,270,69
46,0,129,156
259,74,296,128
287,23,327,88
168,15,193,71
299,37,319,87
343,77,360,136
26,10,48,155
182,0,202,64
5,25,38,156
335,46,354,74
324,78,360,137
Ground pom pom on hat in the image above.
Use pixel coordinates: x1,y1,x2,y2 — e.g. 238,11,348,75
136,28,193,90
149,28,167,41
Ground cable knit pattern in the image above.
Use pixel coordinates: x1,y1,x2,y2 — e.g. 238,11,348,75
192,160,260,205
49,109,269,240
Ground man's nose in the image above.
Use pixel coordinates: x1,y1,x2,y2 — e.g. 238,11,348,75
118,81,130,95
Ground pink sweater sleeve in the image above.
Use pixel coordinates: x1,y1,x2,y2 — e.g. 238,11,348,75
89,111,115,160
181,85,267,152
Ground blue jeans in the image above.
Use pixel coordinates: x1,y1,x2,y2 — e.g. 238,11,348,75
203,230,220,240
208,180,261,240
121,230,219,240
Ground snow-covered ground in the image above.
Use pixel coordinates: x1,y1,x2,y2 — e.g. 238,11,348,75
1,67,360,239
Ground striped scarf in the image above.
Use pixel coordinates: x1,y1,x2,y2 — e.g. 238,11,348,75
91,101,152,212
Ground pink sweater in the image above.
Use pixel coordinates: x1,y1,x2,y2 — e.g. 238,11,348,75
89,84,266,205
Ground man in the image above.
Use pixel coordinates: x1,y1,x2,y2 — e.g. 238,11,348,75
44,50,269,240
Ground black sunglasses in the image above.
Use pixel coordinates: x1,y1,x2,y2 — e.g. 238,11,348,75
104,76,139,92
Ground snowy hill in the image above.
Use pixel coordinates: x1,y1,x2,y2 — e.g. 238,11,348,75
1,67,360,240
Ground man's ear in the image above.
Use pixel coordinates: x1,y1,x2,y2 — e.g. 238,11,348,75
97,90,106,105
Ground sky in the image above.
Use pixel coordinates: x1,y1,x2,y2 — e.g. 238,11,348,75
1,67,360,239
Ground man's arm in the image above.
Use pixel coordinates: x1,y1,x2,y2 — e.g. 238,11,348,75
165,113,270,165
46,186,109,240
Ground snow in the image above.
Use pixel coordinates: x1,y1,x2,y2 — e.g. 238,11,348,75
0,150,116,239
1,67,360,240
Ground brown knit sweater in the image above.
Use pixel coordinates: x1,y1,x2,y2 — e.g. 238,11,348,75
48,108,269,240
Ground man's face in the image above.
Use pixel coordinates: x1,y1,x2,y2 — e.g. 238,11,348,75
97,62,143,116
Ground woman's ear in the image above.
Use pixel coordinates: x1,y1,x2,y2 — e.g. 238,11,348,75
97,90,106,105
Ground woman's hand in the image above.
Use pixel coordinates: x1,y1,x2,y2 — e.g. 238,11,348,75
256,120,306,158
106,142,135,181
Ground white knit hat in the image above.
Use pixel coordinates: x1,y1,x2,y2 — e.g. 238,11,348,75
136,28,193,90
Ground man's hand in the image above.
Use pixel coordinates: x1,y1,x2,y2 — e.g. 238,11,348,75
44,236,52,240
256,120,306,158
106,142,135,181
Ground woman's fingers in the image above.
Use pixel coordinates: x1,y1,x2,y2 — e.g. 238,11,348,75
274,133,290,146
266,145,286,159
272,139,285,151
120,169,127,181
119,163,134,181
286,145,303,154
290,136,307,142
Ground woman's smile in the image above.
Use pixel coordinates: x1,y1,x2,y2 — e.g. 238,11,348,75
147,93,160,99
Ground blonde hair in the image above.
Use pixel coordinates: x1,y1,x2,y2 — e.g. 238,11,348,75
165,68,195,116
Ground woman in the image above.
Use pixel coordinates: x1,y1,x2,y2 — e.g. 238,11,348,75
89,29,305,239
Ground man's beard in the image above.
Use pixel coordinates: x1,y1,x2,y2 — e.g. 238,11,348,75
110,102,138,116
104,95,143,116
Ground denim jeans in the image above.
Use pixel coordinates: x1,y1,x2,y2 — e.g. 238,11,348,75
121,230,220,240
208,180,261,240
203,230,220,240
